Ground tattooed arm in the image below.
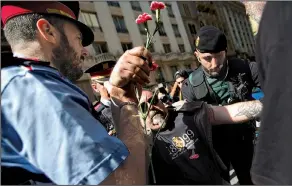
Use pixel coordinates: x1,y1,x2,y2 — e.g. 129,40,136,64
207,100,263,125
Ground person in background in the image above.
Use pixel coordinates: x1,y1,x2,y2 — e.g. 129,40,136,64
1,1,151,184
181,26,261,184
84,53,117,136
169,70,190,101
246,1,292,184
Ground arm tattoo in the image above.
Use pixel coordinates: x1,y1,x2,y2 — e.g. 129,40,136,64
234,101,263,119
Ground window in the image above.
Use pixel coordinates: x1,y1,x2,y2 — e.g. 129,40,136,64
130,1,142,11
158,23,167,36
156,67,165,83
163,44,171,53
170,65,178,75
81,11,102,31
92,42,108,54
188,24,197,34
182,4,191,17
178,44,185,53
121,43,133,52
172,24,181,37
107,1,120,7
144,43,155,52
112,16,128,33
138,24,147,35
166,3,175,17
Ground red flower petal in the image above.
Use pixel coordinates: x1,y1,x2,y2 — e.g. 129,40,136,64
157,2,166,9
150,62,159,71
136,13,152,24
150,1,159,11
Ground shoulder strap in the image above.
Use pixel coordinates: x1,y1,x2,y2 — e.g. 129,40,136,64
189,66,205,87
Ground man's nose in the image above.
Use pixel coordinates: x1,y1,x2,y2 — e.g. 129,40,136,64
211,58,219,68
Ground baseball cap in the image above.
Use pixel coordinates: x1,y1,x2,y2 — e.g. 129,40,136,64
194,26,227,53
1,1,94,46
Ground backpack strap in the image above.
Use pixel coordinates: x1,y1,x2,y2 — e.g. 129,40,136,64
188,67,219,103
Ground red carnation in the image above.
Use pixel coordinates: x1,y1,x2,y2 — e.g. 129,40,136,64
150,1,166,11
135,13,152,24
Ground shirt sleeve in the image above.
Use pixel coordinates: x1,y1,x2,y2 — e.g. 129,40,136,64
252,2,292,185
1,71,129,185
249,61,261,88
181,79,196,102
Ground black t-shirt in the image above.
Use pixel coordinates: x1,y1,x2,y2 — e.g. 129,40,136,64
150,102,225,185
251,2,292,185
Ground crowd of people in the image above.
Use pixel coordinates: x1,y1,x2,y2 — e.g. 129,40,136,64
1,1,291,185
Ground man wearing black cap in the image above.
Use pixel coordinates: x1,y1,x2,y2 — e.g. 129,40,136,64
1,1,152,185
181,26,261,184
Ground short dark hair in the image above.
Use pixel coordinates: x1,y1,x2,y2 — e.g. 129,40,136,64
174,70,189,80
3,14,65,47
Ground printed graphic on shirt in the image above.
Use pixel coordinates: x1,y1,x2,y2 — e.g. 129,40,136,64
166,129,199,160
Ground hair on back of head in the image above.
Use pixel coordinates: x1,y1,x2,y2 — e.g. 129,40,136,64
3,13,66,47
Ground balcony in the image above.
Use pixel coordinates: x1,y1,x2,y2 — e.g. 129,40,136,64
151,52,195,62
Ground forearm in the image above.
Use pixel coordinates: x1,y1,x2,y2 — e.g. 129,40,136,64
169,82,178,98
210,100,263,125
102,101,148,185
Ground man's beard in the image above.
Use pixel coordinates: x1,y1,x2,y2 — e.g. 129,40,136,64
51,32,84,82
203,58,228,79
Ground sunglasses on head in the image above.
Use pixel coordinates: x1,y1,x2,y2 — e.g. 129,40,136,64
139,94,159,113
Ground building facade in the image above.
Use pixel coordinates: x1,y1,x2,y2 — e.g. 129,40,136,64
177,1,236,58
79,1,196,86
214,1,256,59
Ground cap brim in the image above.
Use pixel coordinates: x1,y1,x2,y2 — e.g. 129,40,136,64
84,60,116,73
92,77,110,84
74,20,94,47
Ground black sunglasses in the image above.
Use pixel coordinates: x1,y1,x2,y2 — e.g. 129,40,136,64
139,94,159,113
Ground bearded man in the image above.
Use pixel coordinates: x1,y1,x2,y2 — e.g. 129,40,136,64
1,1,152,185
181,26,261,184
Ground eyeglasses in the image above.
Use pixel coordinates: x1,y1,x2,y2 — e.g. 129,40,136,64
139,94,159,113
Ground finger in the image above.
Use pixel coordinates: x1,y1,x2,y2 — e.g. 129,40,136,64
123,55,151,76
127,46,152,65
132,73,147,86
95,83,106,94
124,61,150,84
95,82,104,91
104,81,113,94
121,69,148,86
